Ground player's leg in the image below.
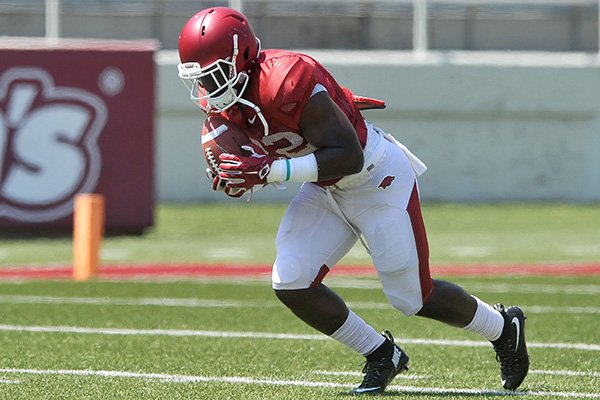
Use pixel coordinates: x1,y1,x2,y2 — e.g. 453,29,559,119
274,283,348,335
272,183,354,333
272,183,389,360
353,137,528,391
355,181,431,317
272,183,406,395
320,136,419,394
419,279,529,390
399,180,529,390
416,280,476,325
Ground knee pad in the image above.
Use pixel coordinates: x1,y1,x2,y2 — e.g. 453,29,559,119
272,255,312,290
378,270,424,316
385,291,422,316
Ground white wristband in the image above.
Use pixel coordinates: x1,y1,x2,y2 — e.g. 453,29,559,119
267,153,319,183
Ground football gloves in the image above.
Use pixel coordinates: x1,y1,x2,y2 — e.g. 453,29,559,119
205,168,247,198
218,144,275,190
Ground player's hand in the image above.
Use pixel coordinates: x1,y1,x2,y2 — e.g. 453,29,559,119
205,168,246,198
218,144,275,190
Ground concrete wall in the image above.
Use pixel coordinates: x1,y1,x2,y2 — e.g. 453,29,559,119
156,50,600,203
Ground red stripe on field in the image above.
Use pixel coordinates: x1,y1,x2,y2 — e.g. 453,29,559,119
0,262,600,280
433,263,600,276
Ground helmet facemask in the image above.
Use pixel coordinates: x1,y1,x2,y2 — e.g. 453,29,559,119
178,34,251,113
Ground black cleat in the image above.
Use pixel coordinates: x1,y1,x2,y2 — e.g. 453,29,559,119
351,330,409,395
492,304,530,391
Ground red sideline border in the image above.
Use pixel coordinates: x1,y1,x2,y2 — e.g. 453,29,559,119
0,263,599,280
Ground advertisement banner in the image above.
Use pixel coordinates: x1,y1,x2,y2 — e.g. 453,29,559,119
0,38,156,232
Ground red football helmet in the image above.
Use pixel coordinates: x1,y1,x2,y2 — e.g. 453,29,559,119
177,7,261,113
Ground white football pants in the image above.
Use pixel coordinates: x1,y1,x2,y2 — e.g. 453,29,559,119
272,123,433,316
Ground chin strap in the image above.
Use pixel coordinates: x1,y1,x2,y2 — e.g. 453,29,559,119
237,97,270,137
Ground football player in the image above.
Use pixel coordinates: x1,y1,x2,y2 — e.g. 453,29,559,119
177,7,529,394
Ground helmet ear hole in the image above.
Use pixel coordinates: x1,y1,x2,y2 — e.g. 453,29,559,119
243,46,250,61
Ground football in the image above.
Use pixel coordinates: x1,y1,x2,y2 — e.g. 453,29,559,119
201,115,251,174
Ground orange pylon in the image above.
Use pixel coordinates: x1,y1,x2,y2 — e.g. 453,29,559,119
72,193,105,281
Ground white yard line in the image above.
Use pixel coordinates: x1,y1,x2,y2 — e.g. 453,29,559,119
5,276,592,297
448,246,492,258
313,370,429,380
99,249,131,261
523,305,600,314
563,245,600,257
531,369,600,378
1,294,599,314
463,283,600,296
316,369,600,379
0,324,598,352
0,295,276,308
326,279,600,295
0,324,327,340
204,248,252,259
0,368,598,398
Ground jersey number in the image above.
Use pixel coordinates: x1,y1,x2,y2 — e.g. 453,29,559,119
257,131,316,158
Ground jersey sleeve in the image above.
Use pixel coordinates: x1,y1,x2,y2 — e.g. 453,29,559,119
257,56,319,128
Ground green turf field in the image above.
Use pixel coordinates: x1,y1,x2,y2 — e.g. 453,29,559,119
0,203,599,398
0,276,598,399
2,202,600,266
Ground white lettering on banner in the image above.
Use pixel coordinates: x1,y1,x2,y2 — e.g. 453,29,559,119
0,67,108,223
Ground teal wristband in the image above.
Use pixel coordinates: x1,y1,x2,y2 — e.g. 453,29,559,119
284,159,291,181
266,154,318,183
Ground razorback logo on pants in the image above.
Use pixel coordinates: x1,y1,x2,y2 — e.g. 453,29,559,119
378,175,395,190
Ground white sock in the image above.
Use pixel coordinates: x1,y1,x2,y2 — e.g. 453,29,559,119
329,310,385,356
464,297,505,342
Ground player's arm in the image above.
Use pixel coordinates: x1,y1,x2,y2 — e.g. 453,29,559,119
298,90,364,181
264,90,364,184
218,91,364,188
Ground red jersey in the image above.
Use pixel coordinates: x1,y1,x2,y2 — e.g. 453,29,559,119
219,49,368,161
